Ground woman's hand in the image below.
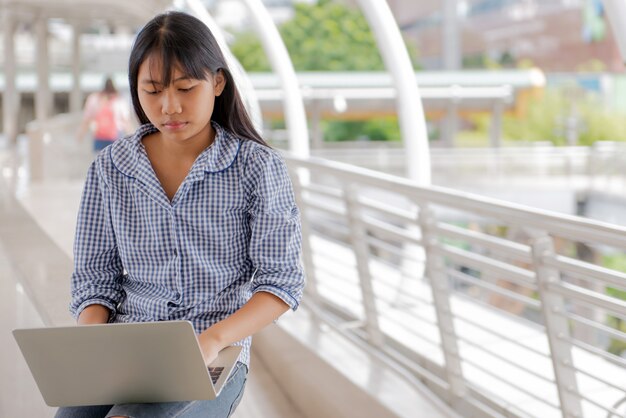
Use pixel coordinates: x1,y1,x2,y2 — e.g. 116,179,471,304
197,332,224,366
196,292,289,366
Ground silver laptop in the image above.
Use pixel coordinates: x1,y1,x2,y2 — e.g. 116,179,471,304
12,320,242,407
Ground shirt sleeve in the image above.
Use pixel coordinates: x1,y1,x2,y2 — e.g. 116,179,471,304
245,147,305,311
69,159,125,320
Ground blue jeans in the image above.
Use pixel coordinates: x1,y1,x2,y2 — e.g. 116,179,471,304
54,363,247,418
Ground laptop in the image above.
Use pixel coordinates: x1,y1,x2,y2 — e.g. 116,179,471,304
12,320,243,407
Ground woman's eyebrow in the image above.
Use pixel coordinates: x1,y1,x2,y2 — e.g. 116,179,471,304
140,79,161,85
140,76,192,85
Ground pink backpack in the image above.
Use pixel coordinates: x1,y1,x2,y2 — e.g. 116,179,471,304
93,98,119,140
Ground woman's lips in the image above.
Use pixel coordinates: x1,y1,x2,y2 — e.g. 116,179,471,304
163,121,188,130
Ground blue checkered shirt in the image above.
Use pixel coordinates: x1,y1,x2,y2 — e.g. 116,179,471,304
70,122,305,366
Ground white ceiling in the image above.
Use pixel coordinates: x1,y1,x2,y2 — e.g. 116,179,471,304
1,0,174,28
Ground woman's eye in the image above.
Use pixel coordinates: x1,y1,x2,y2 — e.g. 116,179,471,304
178,87,194,93
144,90,160,95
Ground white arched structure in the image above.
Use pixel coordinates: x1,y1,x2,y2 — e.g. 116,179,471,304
355,0,431,185
183,0,264,132
237,0,310,158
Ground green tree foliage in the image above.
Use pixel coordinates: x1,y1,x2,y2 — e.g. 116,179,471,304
470,88,626,145
323,117,401,142
280,0,385,71
229,32,271,72
230,0,420,72
577,99,626,144
230,0,421,142
501,90,567,144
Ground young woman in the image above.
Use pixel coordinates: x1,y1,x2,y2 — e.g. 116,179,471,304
56,11,305,418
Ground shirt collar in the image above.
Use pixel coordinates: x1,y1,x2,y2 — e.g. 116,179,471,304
110,121,241,181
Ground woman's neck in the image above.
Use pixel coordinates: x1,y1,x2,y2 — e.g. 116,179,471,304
148,124,215,162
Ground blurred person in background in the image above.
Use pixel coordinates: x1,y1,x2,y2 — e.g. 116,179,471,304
77,77,132,152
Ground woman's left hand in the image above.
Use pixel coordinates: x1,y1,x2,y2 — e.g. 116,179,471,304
197,332,222,366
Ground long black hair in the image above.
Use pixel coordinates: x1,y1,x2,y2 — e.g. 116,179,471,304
128,11,267,146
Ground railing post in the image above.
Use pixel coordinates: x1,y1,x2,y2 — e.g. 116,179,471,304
288,166,320,305
531,235,582,418
345,184,384,347
419,205,467,406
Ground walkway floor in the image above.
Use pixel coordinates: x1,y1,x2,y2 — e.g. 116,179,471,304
0,240,51,417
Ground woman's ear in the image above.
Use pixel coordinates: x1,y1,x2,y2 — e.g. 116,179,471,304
214,70,226,97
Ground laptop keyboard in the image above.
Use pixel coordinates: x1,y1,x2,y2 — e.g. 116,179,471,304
209,366,224,384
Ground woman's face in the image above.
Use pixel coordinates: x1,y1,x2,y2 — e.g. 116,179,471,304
137,53,225,146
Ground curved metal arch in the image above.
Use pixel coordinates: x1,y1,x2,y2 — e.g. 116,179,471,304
237,0,309,157
355,0,431,185
183,0,264,132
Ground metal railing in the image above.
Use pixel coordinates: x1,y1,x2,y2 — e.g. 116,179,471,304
285,155,626,418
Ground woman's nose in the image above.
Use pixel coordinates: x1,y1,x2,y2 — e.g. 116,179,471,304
161,90,182,115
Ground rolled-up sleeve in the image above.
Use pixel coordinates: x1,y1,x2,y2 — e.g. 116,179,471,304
69,160,125,320
245,148,305,310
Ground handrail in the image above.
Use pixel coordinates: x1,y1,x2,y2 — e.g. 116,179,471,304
289,154,626,246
